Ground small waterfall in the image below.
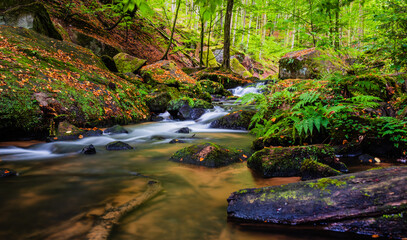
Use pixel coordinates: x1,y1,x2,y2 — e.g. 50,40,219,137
230,82,265,97
0,106,242,161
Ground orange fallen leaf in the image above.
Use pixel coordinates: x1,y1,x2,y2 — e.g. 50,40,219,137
199,157,204,161
342,139,348,145
243,154,247,158
4,170,10,174
372,235,379,238
78,135,84,139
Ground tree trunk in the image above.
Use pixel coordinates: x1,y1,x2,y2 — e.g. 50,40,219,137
161,0,181,60
222,0,234,70
206,17,213,67
199,17,205,68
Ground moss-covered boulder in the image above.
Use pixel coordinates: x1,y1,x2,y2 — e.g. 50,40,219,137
145,91,172,114
0,168,17,178
140,60,196,86
194,70,254,89
231,58,253,79
227,167,407,239
167,97,213,120
278,48,346,80
210,110,255,130
103,125,128,135
300,158,342,180
50,121,103,141
169,142,244,167
0,26,150,140
199,80,232,97
106,141,133,151
113,52,147,74
247,145,347,178
0,2,62,40
201,47,220,68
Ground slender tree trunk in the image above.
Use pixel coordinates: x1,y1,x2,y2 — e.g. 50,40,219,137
334,0,340,49
199,16,205,68
161,0,181,60
233,8,238,45
247,13,252,50
222,0,234,70
206,17,213,67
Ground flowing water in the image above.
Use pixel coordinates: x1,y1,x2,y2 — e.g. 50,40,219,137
0,85,383,240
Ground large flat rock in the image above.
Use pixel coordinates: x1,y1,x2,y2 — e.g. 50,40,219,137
227,167,407,238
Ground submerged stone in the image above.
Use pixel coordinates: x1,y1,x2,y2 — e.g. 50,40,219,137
169,139,186,144
0,168,17,178
176,127,191,134
106,141,133,151
81,144,96,154
104,125,128,135
169,142,243,168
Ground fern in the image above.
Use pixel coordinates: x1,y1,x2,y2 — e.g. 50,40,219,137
355,80,380,92
293,91,321,110
349,95,381,109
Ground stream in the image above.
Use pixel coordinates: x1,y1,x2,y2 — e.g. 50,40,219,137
0,84,382,240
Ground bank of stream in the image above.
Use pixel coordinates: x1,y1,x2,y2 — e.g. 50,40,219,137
0,84,395,240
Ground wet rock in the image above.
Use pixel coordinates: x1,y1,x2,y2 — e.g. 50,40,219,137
199,80,232,97
113,53,147,74
227,166,407,239
169,142,243,167
358,154,380,163
0,2,62,40
52,121,86,141
104,125,128,135
0,168,17,178
194,70,253,89
169,139,186,144
278,48,346,80
176,127,191,134
106,141,133,151
84,129,103,137
150,115,164,121
81,144,96,154
140,60,196,86
210,110,255,130
247,145,347,178
146,91,172,114
167,98,213,120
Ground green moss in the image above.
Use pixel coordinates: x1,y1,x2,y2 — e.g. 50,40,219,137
307,178,347,193
169,142,242,168
0,26,150,139
231,58,252,79
202,48,220,68
113,53,146,73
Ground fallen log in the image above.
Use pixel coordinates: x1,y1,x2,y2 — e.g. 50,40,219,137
227,166,407,239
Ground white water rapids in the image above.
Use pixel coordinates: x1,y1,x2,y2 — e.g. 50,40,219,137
0,83,265,161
